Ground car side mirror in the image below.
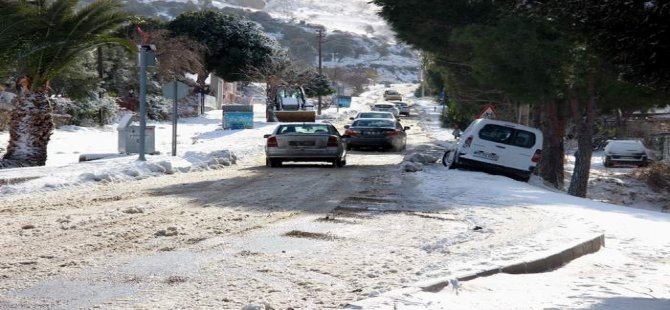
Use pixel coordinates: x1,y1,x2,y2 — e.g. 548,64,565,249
349,117,355,120
344,125,350,129
263,134,271,138
404,126,410,130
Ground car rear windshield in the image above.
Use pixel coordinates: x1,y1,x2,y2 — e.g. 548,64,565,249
358,112,393,119
353,119,395,128
394,102,408,107
277,124,331,134
374,104,394,108
478,124,536,148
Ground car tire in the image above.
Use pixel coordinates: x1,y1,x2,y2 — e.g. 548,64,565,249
604,157,612,168
442,150,459,169
269,158,282,167
518,174,531,182
334,157,346,168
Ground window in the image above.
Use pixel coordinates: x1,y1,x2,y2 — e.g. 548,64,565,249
278,124,331,134
478,124,536,148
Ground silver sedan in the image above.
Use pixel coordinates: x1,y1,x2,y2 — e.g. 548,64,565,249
264,123,347,167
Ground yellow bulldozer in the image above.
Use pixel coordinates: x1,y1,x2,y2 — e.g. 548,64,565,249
272,86,316,122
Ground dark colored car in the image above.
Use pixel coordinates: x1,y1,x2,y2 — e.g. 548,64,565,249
343,118,409,151
264,123,347,167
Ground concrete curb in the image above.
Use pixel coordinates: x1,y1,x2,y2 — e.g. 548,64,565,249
345,233,605,309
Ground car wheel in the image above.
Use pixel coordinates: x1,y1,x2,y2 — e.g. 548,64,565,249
269,159,282,167
333,157,346,168
518,174,531,182
442,150,458,169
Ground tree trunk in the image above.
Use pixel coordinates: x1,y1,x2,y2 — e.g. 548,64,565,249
568,78,597,197
265,82,277,122
1,92,54,167
537,100,566,188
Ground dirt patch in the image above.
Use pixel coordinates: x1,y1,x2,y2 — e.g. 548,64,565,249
633,162,670,192
409,212,461,221
164,276,188,284
316,216,358,224
0,176,40,186
284,230,339,241
343,196,396,204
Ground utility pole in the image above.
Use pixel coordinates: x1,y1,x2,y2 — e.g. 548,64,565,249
317,29,324,115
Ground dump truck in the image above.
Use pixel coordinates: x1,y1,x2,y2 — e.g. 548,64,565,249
273,86,316,122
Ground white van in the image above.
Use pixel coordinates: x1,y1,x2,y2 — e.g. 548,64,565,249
443,119,543,181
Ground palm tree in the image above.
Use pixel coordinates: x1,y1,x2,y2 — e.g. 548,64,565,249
0,0,132,167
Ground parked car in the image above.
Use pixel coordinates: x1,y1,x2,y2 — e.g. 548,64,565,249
264,123,347,167
392,101,411,116
343,118,409,151
349,111,396,121
603,140,650,167
383,90,402,101
372,103,400,117
442,119,543,182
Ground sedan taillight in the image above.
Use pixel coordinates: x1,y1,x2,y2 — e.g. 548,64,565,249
327,135,339,147
385,130,401,136
344,129,357,136
267,136,278,147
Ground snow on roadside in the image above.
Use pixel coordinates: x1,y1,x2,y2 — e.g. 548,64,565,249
0,85,384,196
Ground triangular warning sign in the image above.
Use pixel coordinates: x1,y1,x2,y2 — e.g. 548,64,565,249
476,104,496,119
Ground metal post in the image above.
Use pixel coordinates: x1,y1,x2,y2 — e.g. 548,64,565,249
138,47,147,161
172,82,178,156
317,29,323,115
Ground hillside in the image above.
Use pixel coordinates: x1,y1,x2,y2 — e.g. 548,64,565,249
118,0,420,83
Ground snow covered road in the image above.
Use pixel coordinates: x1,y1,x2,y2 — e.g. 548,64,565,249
1,86,668,309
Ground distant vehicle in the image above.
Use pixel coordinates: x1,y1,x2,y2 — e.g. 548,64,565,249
603,140,650,167
349,111,396,121
343,118,409,151
392,101,410,116
383,89,402,101
372,103,400,118
272,86,316,122
442,119,543,182
264,123,347,167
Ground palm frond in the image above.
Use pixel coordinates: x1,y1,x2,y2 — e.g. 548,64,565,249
1,0,130,89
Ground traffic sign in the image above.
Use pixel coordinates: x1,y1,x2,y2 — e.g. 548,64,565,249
476,104,496,119
162,81,189,100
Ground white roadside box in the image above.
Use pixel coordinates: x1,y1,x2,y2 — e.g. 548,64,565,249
117,113,156,154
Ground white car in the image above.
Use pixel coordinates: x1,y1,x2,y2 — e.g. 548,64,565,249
372,103,400,118
603,140,650,167
443,118,543,182
349,111,396,121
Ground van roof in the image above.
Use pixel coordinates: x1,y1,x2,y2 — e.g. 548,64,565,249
471,118,541,133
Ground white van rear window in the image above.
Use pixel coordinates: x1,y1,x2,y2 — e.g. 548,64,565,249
478,124,536,148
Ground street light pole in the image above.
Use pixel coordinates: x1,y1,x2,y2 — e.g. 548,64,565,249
317,29,323,115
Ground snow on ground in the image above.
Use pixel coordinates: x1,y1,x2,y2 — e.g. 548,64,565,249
0,85,388,196
349,95,670,309
1,85,669,309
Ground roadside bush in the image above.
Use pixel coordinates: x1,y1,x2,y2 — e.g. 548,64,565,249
633,162,670,192
147,95,172,121
51,96,119,127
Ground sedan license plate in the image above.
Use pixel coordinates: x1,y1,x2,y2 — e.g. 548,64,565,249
289,141,315,147
473,150,499,161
